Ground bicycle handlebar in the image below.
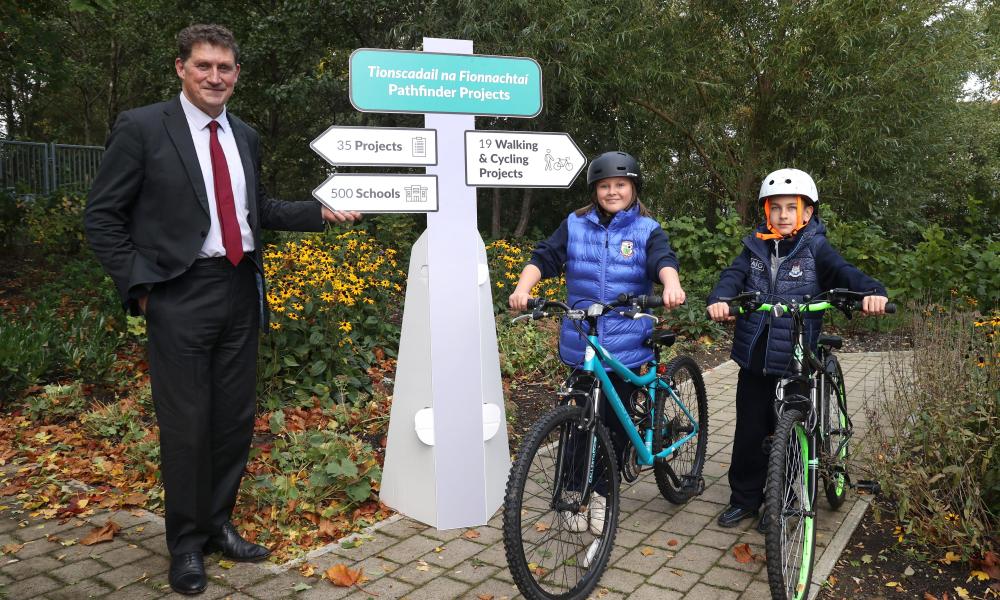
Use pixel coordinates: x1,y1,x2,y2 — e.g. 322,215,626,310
519,294,665,323
716,289,896,318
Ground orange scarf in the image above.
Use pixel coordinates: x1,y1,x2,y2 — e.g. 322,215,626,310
756,196,806,241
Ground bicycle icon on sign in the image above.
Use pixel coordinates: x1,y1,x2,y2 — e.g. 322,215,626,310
544,149,574,172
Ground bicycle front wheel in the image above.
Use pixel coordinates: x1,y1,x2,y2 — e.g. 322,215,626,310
821,354,849,509
653,356,709,504
764,409,816,600
502,404,620,600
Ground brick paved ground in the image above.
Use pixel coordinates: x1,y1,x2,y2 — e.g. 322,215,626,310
0,352,902,599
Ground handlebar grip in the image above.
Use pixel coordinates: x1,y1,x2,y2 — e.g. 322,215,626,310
885,303,897,314
639,295,664,309
526,297,545,310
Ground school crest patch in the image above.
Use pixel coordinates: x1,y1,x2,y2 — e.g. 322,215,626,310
789,261,803,278
620,240,635,257
750,257,765,272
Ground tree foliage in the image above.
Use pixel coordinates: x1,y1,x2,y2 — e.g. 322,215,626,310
1,0,996,239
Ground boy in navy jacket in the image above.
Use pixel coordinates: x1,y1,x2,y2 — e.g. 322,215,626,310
707,168,888,530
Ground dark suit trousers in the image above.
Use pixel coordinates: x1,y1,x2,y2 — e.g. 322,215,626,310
145,257,259,556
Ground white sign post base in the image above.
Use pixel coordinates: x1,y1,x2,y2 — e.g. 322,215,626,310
379,37,510,530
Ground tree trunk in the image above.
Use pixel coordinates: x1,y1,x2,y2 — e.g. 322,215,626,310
513,188,533,238
490,188,502,238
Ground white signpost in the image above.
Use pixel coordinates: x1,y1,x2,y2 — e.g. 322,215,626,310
315,37,584,530
465,130,585,188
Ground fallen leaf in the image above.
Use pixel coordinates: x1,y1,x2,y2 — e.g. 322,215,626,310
299,563,316,578
733,543,754,564
885,581,900,587
293,582,312,592
954,587,970,599
904,565,915,576
534,521,550,533
415,560,430,572
942,551,962,565
827,575,837,586
923,593,938,600
123,493,146,506
433,546,444,553
463,529,480,539
218,559,235,569
325,563,363,587
640,547,655,556
80,520,120,546
1,543,24,555
971,551,1000,580
969,570,989,582
667,539,679,547
318,520,338,538
476,595,494,600
861,554,873,564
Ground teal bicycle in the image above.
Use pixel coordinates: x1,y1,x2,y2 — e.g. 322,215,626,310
719,289,895,600
502,294,709,600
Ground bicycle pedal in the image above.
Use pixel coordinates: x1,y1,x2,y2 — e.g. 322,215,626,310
854,479,882,495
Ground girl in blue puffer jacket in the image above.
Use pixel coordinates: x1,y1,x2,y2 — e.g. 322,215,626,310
509,151,685,534
706,168,888,532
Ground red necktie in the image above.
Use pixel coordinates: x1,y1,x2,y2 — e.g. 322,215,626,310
208,120,244,266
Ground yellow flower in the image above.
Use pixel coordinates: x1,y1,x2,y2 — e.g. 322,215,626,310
270,322,282,330
339,321,352,333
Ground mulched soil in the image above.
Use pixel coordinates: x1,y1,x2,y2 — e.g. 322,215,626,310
819,498,999,600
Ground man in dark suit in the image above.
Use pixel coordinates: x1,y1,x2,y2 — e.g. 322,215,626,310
85,24,358,595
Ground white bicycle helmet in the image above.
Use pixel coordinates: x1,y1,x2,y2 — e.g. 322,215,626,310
758,168,818,206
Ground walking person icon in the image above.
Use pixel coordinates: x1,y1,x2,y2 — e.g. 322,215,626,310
544,149,554,171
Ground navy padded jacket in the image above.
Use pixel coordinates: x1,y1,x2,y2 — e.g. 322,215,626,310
708,218,886,376
560,206,660,368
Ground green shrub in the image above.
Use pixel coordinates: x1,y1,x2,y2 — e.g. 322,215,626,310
20,192,87,256
496,316,561,384
257,229,405,409
0,310,58,403
247,428,381,518
661,213,746,297
23,381,89,423
81,399,148,444
864,307,999,556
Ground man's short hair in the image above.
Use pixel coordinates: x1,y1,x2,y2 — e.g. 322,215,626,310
177,24,240,64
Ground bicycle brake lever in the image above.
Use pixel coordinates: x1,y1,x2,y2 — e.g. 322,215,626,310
511,314,532,323
632,312,659,324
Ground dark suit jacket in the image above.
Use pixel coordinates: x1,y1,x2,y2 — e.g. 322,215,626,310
85,96,324,321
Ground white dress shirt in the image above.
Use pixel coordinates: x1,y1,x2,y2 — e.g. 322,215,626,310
179,92,254,257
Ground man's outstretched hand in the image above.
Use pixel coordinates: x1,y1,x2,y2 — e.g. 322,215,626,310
322,207,362,223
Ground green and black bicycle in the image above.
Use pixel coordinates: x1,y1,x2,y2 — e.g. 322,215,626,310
719,289,895,600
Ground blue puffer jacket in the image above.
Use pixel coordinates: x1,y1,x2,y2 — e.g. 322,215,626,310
560,205,659,368
731,219,825,375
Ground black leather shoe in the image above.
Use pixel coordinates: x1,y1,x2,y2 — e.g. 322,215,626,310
169,552,207,595
757,512,770,533
717,505,759,528
204,521,271,562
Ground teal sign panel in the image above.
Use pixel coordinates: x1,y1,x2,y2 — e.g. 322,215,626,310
350,49,543,117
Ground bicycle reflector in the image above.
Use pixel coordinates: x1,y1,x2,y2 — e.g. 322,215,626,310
657,363,667,376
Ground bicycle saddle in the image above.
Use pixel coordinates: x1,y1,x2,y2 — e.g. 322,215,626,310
818,334,843,349
643,330,676,348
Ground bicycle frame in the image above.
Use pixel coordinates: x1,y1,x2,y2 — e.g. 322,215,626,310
578,331,700,468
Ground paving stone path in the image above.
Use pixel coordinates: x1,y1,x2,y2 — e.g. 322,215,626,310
0,352,901,599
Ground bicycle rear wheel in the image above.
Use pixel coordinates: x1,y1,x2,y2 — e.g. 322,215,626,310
503,404,620,600
764,409,815,600
821,354,849,509
653,356,708,504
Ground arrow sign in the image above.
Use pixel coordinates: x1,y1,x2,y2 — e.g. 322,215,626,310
313,173,438,213
311,126,438,166
464,130,586,188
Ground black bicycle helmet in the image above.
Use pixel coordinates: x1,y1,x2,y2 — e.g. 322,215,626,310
586,151,642,194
